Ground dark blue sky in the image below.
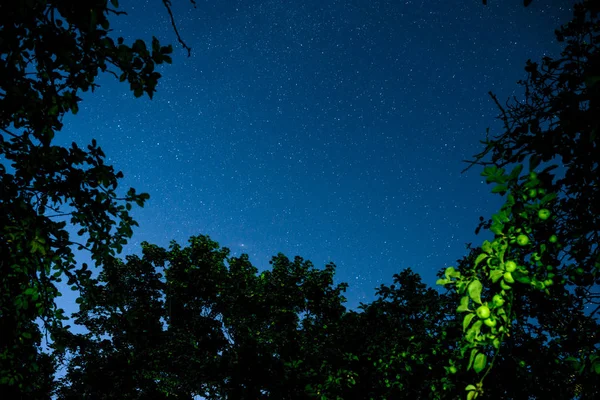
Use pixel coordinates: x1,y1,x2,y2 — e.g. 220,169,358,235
58,0,573,309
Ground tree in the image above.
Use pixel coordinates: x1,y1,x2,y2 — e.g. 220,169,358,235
0,0,186,395
467,0,600,298
437,0,600,397
54,235,353,399
56,236,472,399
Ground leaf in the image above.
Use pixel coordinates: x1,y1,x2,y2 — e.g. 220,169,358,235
133,87,143,98
470,320,483,338
491,184,507,193
509,164,523,180
465,385,477,391
436,278,449,286
482,166,497,177
474,253,488,267
490,223,503,235
540,192,557,205
457,295,470,312
529,154,540,171
473,353,487,373
463,313,476,332
506,194,516,206
467,349,478,371
490,269,504,283
513,270,531,284
467,390,477,400
481,241,492,254
467,280,483,305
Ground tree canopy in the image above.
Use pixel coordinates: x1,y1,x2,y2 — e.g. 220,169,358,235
0,0,177,396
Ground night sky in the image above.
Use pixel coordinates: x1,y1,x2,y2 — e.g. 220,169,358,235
56,0,573,310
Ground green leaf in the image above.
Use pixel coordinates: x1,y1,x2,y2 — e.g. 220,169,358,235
513,270,531,284
465,385,477,391
493,337,501,349
482,240,492,254
507,193,516,206
482,166,497,177
474,253,487,267
470,320,483,338
457,295,470,312
467,349,478,371
473,353,487,374
467,280,483,305
490,269,504,283
463,313,476,332
492,184,507,193
22,332,32,339
490,223,503,235
540,192,557,205
467,390,477,400
509,164,523,180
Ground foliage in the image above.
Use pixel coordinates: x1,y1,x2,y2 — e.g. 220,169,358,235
439,165,600,399
438,1,600,398
56,237,468,399
0,0,181,395
54,235,350,399
4,0,600,398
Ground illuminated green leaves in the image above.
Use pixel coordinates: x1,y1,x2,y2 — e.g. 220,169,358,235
463,313,476,332
457,295,471,312
467,280,483,305
473,353,487,374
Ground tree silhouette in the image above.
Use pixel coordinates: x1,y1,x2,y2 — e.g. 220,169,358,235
0,0,184,395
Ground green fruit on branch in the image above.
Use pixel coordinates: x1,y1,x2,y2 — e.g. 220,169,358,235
538,208,551,220
483,317,497,328
492,294,505,307
476,305,491,319
505,261,518,272
516,234,530,246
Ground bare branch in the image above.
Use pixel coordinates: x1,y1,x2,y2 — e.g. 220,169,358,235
161,0,193,57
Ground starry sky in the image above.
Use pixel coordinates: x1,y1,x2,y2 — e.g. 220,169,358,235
56,0,574,310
